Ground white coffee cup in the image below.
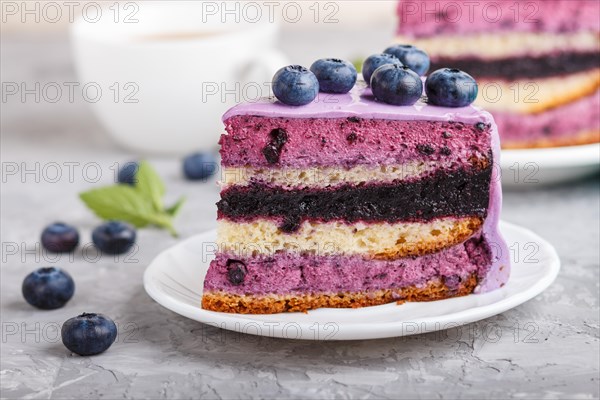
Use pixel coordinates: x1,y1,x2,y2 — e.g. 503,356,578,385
71,2,287,155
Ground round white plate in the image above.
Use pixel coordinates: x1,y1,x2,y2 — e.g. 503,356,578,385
500,143,599,188
144,221,560,340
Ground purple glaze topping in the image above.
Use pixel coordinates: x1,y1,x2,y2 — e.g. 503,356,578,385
479,116,509,292
204,236,493,295
223,81,492,125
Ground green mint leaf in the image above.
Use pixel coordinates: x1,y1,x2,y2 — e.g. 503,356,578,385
135,160,165,212
79,186,156,228
165,196,186,217
149,213,178,237
352,57,364,73
80,161,183,237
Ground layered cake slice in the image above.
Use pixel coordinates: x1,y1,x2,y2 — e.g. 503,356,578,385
396,0,600,148
202,76,510,314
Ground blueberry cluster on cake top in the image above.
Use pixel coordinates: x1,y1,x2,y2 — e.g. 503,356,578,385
269,45,478,109
202,45,510,314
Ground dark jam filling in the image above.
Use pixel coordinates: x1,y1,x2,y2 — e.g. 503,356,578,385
430,51,600,80
218,163,492,232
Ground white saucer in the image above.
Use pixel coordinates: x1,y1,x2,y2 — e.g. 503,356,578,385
143,221,560,340
501,143,599,188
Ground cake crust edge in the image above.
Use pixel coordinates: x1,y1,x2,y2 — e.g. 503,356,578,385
502,130,600,149
202,275,478,314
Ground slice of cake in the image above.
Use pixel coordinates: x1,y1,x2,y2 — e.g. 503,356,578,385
396,0,600,148
202,75,510,314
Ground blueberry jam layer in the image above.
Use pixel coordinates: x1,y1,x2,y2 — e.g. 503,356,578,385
204,236,492,295
430,51,600,80
220,116,492,168
217,164,492,231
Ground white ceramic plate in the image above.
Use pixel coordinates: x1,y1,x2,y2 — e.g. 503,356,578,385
500,143,599,188
144,221,560,340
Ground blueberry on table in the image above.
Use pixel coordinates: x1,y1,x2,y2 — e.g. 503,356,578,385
41,222,79,253
183,152,218,180
362,53,403,85
310,58,357,94
370,64,423,106
92,221,136,255
425,68,478,107
117,161,139,185
22,267,75,310
272,65,319,106
383,44,430,76
61,313,117,356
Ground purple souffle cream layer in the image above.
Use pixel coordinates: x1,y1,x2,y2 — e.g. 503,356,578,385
202,82,510,314
221,84,492,168
205,236,493,296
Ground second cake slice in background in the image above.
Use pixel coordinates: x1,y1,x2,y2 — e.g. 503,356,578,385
395,0,600,149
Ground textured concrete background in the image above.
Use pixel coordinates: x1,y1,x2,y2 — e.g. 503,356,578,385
1,32,599,399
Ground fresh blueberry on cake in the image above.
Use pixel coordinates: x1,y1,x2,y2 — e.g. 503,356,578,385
272,65,319,106
426,68,479,108
383,44,430,76
370,64,423,105
202,58,510,314
310,58,358,94
362,53,403,84
395,0,600,148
